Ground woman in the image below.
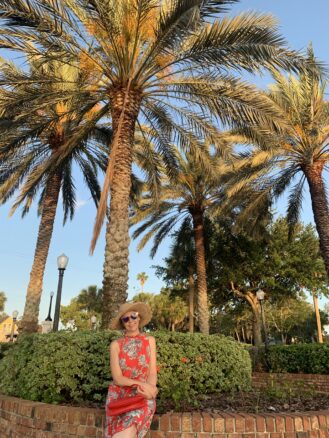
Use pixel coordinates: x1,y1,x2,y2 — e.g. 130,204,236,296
105,302,158,438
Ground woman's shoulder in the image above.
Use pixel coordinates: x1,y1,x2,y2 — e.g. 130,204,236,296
143,334,156,345
109,336,124,348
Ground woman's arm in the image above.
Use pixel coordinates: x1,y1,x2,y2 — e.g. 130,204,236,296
110,340,140,387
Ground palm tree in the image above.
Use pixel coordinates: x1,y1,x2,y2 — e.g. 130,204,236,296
76,285,104,314
137,272,148,293
132,148,236,334
234,47,329,277
162,220,197,333
0,58,108,333
0,0,311,327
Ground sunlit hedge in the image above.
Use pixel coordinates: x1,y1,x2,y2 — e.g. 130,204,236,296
0,331,251,408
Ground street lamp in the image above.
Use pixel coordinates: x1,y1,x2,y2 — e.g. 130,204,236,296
45,291,55,322
91,315,97,330
53,254,69,332
256,289,269,351
10,310,18,342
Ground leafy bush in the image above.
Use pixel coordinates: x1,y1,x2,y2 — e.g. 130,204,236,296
0,331,251,408
267,344,329,374
0,342,15,361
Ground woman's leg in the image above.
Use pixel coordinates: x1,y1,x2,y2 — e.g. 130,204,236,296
112,426,137,438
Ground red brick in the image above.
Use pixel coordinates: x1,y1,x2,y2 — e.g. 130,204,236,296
223,415,234,433
181,433,194,438
212,434,226,438
166,432,180,438
228,434,241,438
181,414,191,432
309,432,320,438
66,423,78,434
86,413,95,427
269,433,283,438
202,413,213,432
213,414,224,433
170,414,181,431
311,415,320,430
265,416,275,432
244,415,255,432
294,416,304,432
284,433,297,438
256,416,266,433
256,434,270,438
192,413,202,432
274,416,285,433
159,414,170,431
242,434,256,438
318,415,327,429
235,415,245,433
319,430,329,438
285,417,295,432
197,433,212,438
302,416,311,431
150,431,165,438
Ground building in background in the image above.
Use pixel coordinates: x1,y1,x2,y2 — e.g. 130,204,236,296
0,316,18,342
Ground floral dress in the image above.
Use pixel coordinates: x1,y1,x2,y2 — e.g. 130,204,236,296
105,333,156,438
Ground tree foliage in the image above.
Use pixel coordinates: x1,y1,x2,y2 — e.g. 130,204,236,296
0,291,6,312
60,285,103,330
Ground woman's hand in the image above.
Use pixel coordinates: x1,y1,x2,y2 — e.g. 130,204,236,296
136,382,158,399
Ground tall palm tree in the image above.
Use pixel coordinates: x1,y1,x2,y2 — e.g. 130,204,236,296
131,148,236,334
234,47,329,277
0,58,108,333
0,0,311,326
155,218,197,333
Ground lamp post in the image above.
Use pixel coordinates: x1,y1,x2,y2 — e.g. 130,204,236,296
91,315,97,330
10,310,18,342
53,254,69,332
256,289,269,351
45,291,55,322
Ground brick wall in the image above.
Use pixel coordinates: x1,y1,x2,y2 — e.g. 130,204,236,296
252,373,329,394
1,394,329,437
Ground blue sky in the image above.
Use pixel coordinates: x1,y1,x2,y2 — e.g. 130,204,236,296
1,0,329,320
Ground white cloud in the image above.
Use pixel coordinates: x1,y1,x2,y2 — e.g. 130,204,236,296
76,199,87,209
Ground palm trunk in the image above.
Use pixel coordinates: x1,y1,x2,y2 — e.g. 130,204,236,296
20,171,62,333
304,161,329,276
188,264,195,333
312,290,323,343
191,208,209,334
101,89,141,328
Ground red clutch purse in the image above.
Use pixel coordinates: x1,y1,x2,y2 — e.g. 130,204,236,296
107,395,147,416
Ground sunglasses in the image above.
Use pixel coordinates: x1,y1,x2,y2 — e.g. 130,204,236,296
121,312,139,323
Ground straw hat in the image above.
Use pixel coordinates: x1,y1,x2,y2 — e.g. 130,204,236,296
110,302,152,330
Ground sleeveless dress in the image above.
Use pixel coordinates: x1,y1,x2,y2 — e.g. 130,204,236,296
105,333,156,438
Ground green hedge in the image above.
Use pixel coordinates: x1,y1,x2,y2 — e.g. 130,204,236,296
267,344,329,374
0,331,251,408
0,342,15,361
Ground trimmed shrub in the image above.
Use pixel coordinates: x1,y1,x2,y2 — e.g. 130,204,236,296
0,342,15,361
0,331,251,408
248,344,329,374
267,344,329,374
